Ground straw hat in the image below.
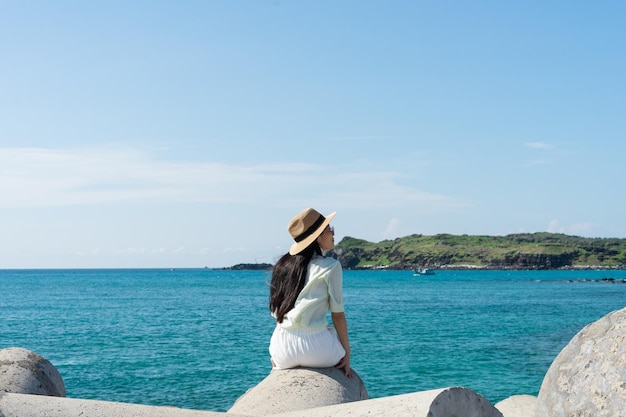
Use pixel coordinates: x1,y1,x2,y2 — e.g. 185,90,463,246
288,208,336,255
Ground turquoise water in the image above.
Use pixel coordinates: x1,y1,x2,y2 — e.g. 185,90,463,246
1,268,625,412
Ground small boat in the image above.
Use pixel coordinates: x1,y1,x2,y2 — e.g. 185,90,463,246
413,268,435,276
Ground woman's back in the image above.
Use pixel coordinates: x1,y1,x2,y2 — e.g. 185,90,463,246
278,255,343,330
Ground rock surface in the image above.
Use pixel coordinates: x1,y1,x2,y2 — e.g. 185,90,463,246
0,388,503,417
0,347,66,397
0,348,506,417
227,367,368,415
0,393,248,417
274,387,503,417
494,394,537,417
536,306,626,417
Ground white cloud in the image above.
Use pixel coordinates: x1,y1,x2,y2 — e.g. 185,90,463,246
525,142,555,150
547,219,563,233
547,219,597,236
0,147,318,208
567,222,597,236
0,146,464,213
382,218,401,239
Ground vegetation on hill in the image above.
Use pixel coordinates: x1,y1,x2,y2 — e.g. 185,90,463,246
334,233,626,270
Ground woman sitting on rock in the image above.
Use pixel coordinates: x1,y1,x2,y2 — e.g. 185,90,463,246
269,207,352,378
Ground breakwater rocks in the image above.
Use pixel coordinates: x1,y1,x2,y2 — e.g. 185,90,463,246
537,307,626,417
0,347,65,397
1,307,625,416
227,367,368,415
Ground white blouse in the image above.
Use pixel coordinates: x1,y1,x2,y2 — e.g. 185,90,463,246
278,254,344,330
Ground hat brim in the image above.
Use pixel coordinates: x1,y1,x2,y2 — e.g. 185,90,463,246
289,211,336,255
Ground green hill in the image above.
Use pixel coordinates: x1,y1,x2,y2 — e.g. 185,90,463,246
334,233,626,270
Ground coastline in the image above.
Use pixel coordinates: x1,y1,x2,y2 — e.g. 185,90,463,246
226,262,626,271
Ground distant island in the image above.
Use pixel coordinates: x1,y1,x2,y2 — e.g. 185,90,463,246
227,233,626,271
224,263,273,271
333,232,626,270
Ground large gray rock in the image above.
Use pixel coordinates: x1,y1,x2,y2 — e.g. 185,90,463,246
274,387,503,417
0,347,66,397
536,306,626,417
227,367,368,415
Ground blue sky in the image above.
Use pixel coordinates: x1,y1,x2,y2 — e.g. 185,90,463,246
1,1,624,268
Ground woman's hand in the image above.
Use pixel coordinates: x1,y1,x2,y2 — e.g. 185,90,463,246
336,353,353,378
331,312,353,378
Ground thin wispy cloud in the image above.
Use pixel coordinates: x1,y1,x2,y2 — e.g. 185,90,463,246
383,218,402,239
547,219,598,236
568,222,597,236
0,147,462,211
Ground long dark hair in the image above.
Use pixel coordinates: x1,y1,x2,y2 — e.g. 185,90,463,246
269,242,322,323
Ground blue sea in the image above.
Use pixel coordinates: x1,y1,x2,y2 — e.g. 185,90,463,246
1,268,625,412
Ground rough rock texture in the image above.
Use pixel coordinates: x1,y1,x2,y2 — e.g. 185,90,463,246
536,306,626,417
501,252,577,269
274,387,503,417
227,367,368,415
0,347,66,397
0,389,502,417
0,393,249,417
426,387,503,417
494,394,538,417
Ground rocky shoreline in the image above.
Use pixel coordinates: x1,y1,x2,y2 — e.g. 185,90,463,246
338,257,626,270
226,262,626,272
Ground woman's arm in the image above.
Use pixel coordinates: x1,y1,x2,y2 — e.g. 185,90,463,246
331,311,352,378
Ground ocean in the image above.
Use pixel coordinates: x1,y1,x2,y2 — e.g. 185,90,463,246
1,268,625,412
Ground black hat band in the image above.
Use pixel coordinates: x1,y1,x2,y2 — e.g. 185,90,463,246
294,215,326,242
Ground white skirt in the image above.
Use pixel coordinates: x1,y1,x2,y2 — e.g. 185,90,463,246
269,325,346,369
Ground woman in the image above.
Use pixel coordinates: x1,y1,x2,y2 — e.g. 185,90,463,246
269,207,352,378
